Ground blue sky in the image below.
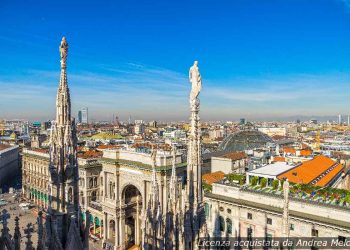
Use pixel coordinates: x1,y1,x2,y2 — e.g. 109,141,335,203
1,0,350,121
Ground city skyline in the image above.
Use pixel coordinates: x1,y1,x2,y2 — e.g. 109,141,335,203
1,0,350,121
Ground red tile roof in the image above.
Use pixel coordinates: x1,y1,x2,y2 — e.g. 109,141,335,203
283,147,296,155
77,150,103,159
202,171,225,185
300,149,312,157
278,155,344,187
97,145,121,150
274,156,285,162
222,151,247,160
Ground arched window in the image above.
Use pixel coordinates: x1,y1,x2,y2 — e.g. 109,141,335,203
109,220,116,240
226,218,232,234
91,191,97,202
219,216,225,232
94,177,97,187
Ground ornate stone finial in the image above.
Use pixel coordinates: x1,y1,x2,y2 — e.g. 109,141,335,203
189,60,202,109
1,209,10,237
24,223,34,250
14,216,21,250
37,211,44,250
59,36,68,68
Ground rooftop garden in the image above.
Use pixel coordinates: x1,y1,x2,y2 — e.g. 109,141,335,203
245,177,350,208
206,173,350,208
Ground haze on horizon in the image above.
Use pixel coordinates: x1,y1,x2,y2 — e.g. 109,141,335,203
1,0,350,122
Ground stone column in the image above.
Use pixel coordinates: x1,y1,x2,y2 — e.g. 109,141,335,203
103,172,106,202
115,216,119,250
100,218,102,238
116,173,119,201
136,196,140,244
119,210,125,249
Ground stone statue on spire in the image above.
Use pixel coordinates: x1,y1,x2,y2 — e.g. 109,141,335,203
60,37,68,68
189,61,202,109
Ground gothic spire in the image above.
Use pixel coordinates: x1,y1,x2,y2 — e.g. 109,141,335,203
45,37,88,250
184,61,206,249
56,36,71,126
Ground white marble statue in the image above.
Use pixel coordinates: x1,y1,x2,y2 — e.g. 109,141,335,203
189,61,202,109
59,37,68,66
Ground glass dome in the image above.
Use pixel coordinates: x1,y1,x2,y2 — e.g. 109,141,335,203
218,130,273,152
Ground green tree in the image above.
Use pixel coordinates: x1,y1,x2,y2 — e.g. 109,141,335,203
251,176,258,186
344,193,350,204
272,179,279,190
260,178,267,188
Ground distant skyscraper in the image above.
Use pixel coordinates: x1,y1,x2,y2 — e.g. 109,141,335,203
77,110,82,123
338,114,342,125
348,115,350,126
78,107,88,124
240,118,246,125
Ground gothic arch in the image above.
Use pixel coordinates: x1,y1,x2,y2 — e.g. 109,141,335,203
121,184,143,248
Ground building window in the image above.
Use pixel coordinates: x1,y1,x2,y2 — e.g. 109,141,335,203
226,218,232,234
267,218,272,225
94,177,97,187
311,229,318,237
109,181,113,198
91,191,97,202
219,206,224,212
290,224,295,231
338,236,346,243
247,226,253,241
227,208,231,214
219,216,225,232
247,213,252,220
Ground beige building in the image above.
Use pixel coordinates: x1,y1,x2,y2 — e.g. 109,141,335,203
204,182,350,241
211,151,248,174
